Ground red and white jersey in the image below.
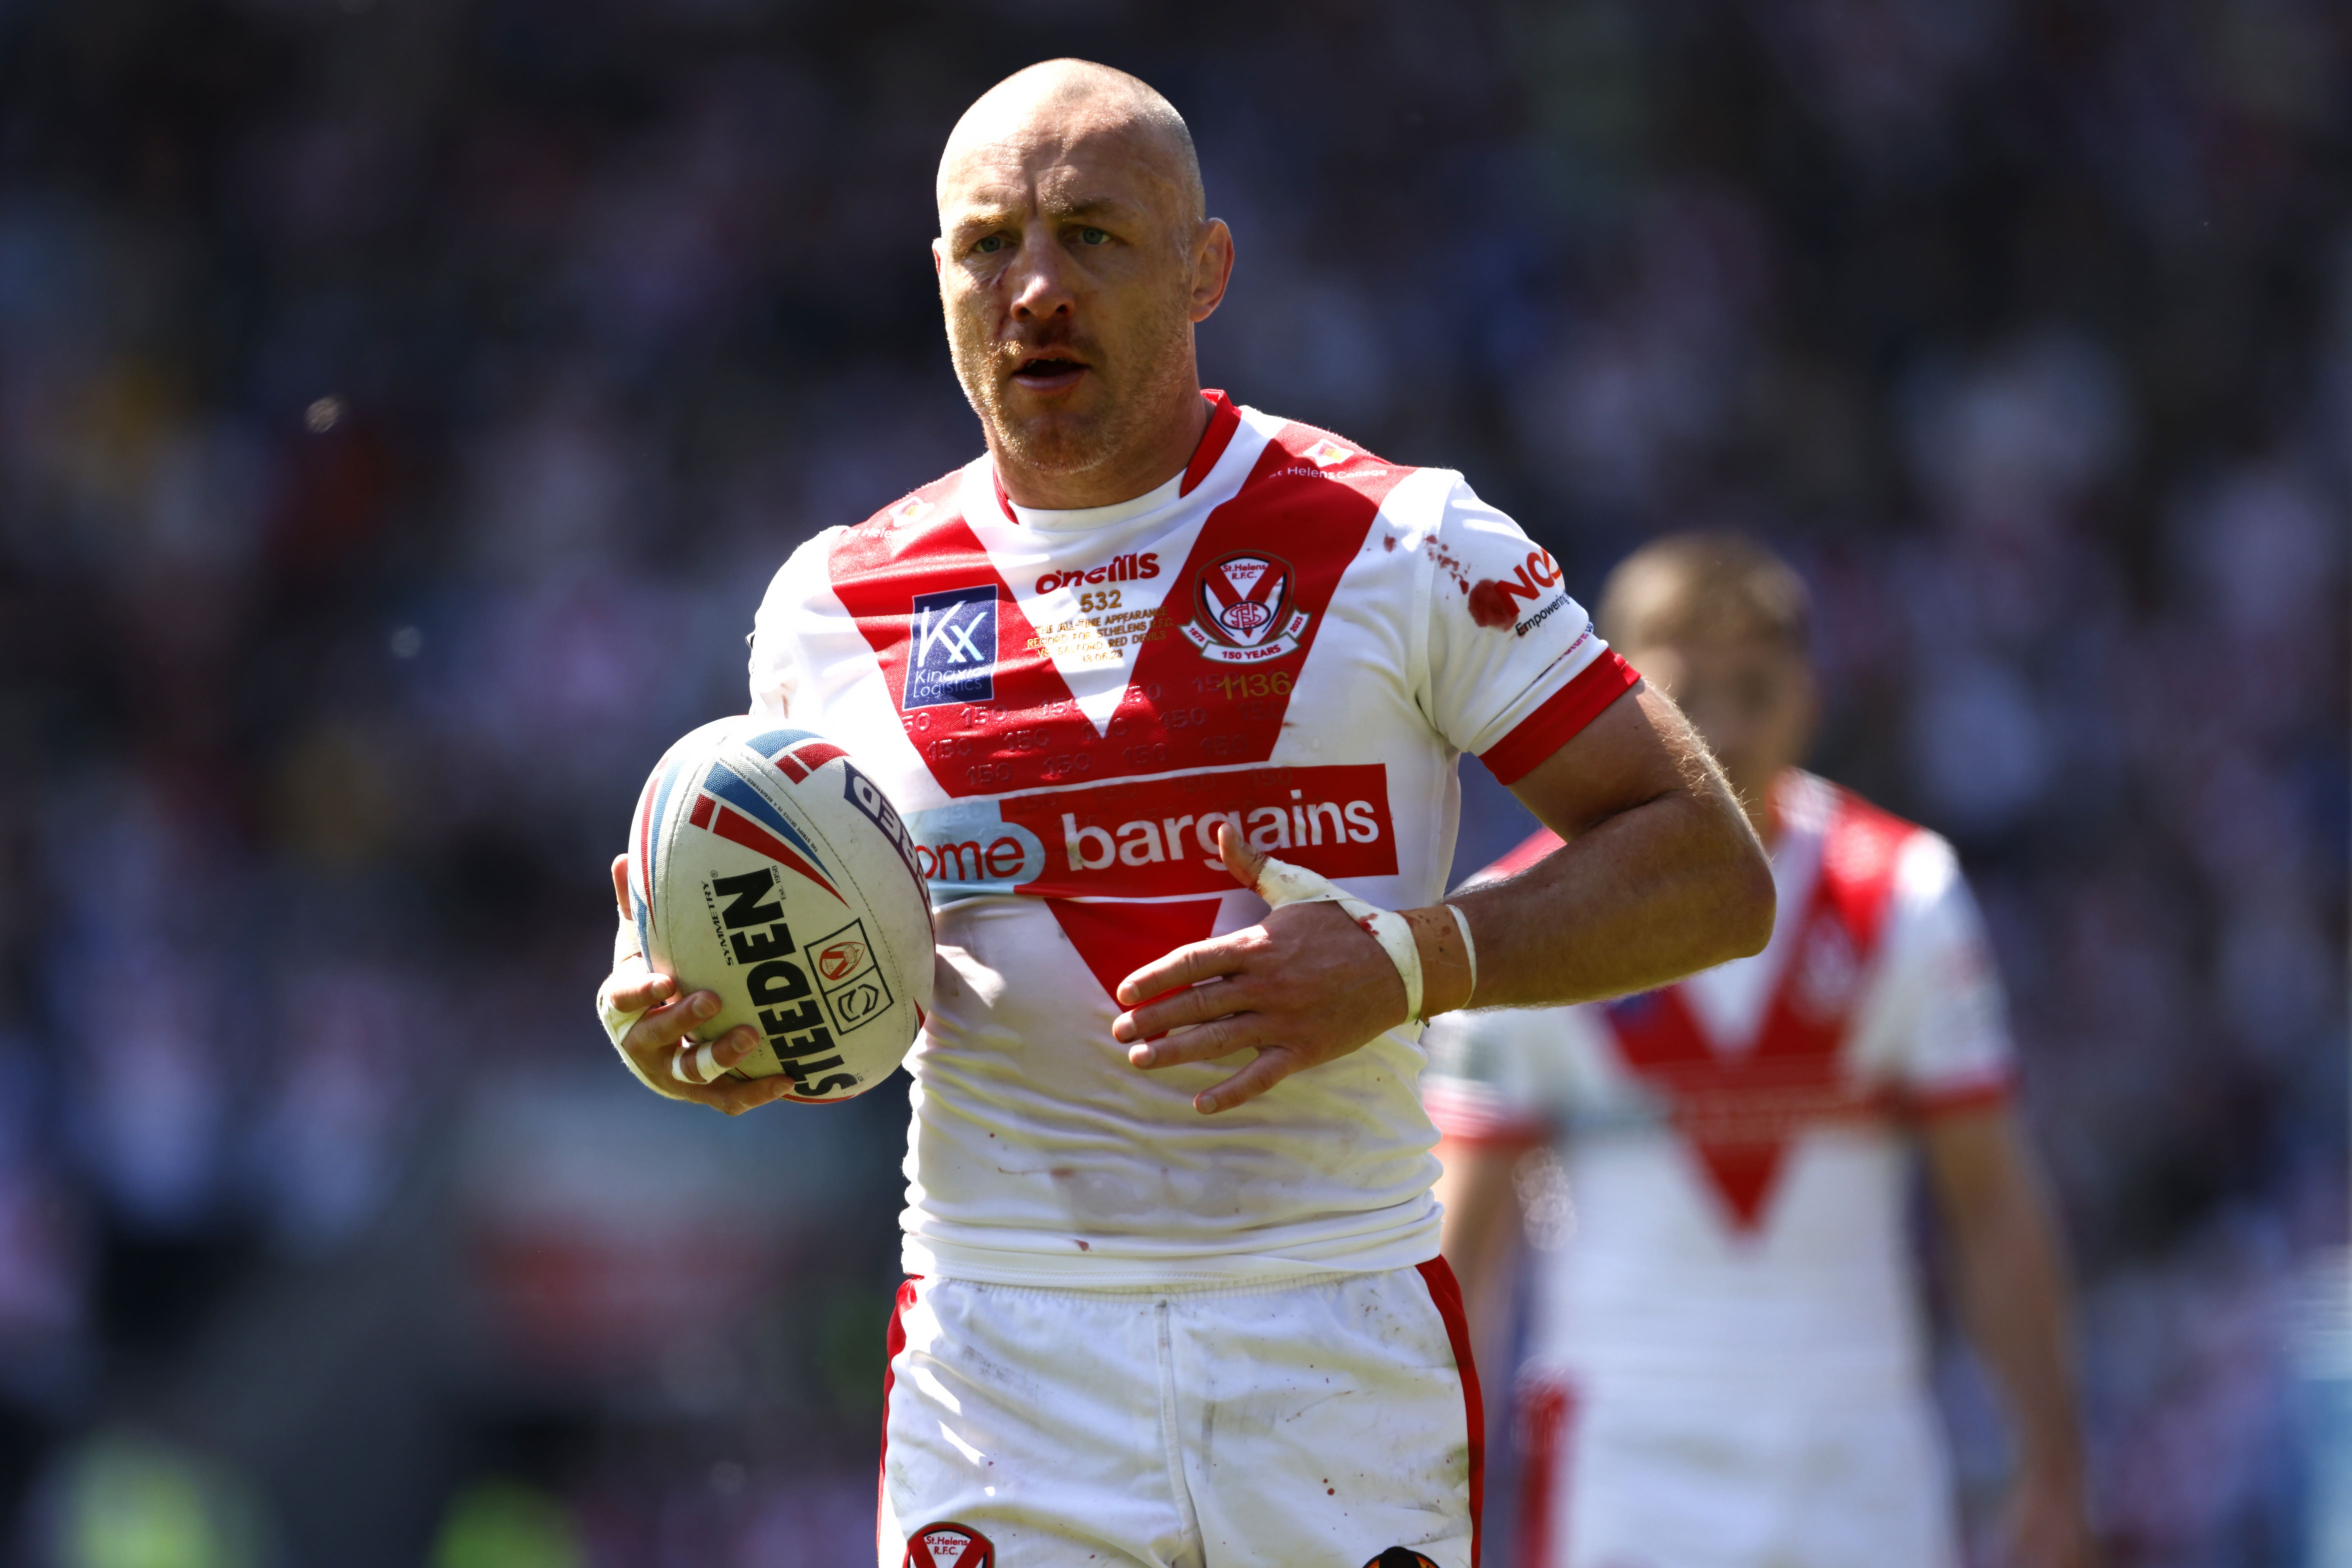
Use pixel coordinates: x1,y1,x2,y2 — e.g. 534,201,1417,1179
1424,770,2015,1393
749,392,1635,1285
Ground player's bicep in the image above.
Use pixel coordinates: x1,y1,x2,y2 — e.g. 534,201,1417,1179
1504,679,1711,840
1920,1103,2040,1228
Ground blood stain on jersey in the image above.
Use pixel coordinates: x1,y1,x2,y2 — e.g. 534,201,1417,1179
1466,579,1518,628
905,1522,993,1568
1363,1550,1440,1568
1423,536,1472,592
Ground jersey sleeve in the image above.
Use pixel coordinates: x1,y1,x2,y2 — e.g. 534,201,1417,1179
745,530,841,721
1417,478,1640,784
1860,833,2019,1115
1420,1009,1558,1150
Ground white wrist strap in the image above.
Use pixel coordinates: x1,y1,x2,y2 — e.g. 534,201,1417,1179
1252,853,1424,1025
1446,903,1479,1000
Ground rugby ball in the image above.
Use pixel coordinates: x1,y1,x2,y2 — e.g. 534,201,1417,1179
624,715,934,1102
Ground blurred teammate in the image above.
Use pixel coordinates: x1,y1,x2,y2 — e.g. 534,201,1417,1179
1426,534,2096,1568
593,62,1773,1568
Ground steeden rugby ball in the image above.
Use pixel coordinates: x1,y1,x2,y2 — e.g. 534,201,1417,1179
625,715,934,1101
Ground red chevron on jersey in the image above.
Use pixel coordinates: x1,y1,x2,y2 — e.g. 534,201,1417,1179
1598,787,1920,1229
826,413,1410,800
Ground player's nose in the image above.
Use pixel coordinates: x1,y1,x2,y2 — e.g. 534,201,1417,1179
1007,242,1076,322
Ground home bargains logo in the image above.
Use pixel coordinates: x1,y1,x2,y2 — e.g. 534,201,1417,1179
906,585,998,709
901,764,1396,902
1182,551,1311,665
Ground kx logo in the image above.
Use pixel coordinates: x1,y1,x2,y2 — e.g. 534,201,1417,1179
907,585,998,709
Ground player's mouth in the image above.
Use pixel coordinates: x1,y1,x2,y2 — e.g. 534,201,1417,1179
1009,353,1089,393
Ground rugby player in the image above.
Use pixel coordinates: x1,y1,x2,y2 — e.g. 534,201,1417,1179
597,62,1773,1568
1426,535,2095,1568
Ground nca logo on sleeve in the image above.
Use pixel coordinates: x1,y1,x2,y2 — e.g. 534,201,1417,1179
907,585,999,709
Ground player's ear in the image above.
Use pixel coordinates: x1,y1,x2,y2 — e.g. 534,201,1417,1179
1190,218,1233,324
932,236,947,278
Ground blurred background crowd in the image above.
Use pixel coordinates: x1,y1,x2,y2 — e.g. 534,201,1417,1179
0,0,2343,1563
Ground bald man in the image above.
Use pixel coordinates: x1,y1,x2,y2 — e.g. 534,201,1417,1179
596,61,1772,1568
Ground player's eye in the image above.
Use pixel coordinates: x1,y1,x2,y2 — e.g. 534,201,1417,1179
974,235,1007,255
1078,227,1108,245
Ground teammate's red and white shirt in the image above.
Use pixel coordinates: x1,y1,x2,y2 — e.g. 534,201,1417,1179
750,391,1635,1285
1423,769,2015,1393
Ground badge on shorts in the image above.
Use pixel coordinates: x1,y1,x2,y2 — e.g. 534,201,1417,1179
1363,1551,1439,1568
906,1522,993,1567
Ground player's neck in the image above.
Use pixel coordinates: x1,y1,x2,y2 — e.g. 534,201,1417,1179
991,385,1214,512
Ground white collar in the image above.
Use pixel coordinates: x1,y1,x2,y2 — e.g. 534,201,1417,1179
1002,468,1188,534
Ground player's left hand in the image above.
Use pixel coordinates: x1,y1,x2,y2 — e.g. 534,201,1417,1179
1998,1464,2100,1568
1111,823,1411,1114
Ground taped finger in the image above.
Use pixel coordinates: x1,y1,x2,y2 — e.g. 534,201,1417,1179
672,1039,726,1087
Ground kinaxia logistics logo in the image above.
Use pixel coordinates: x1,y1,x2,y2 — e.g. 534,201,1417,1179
901,764,1399,902
1183,551,1312,665
906,585,998,709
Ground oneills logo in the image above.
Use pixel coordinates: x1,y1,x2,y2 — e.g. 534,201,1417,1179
1183,551,1310,665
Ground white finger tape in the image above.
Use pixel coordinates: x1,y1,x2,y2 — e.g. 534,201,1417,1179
1251,852,1425,1025
672,1039,723,1087
597,962,667,1097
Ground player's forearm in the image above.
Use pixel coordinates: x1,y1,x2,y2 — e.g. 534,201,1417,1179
1436,1142,1515,1298
1435,1140,1523,1350
1957,1197,2085,1478
1935,1121,2089,1483
1434,782,1771,1012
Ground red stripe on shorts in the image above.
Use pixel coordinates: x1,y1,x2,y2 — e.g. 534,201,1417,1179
1514,1375,1578,1568
1416,1256,1486,1568
878,1278,919,1555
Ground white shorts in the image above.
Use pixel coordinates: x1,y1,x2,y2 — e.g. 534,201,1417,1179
1513,1369,1959,1568
880,1263,1483,1568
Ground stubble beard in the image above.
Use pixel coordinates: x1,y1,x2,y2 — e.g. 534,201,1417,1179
952,298,1197,482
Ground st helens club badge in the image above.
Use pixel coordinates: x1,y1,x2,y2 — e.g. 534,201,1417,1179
1184,550,1310,664
904,1522,993,1567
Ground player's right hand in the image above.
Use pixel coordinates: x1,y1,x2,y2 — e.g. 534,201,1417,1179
602,854,792,1116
